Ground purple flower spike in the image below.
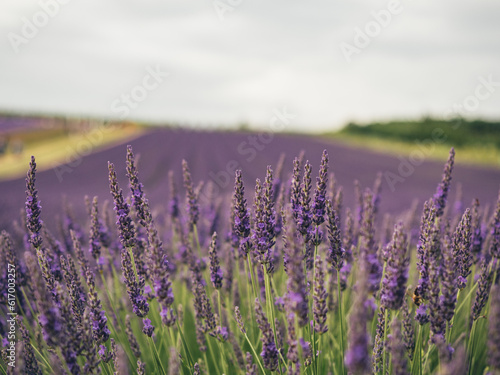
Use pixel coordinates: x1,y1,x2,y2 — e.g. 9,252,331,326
415,201,437,302
359,189,382,294
142,318,155,337
312,150,329,227
25,156,43,249
208,232,223,289
441,234,458,322
432,147,455,217
252,167,276,272
326,199,344,271
490,189,500,259
182,159,199,230
381,222,409,311
453,208,472,289
313,255,328,334
255,298,279,371
233,170,251,255
108,162,136,249
471,260,494,323
297,161,313,241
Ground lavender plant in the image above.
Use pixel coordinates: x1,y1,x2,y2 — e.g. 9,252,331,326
0,145,498,375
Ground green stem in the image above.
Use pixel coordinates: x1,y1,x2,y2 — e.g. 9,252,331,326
148,337,161,375
467,320,478,375
264,271,286,373
217,290,229,375
337,272,345,375
31,343,54,373
176,320,195,369
247,256,259,302
382,308,389,375
206,334,222,375
244,332,267,375
447,289,461,343
193,224,202,258
410,325,422,375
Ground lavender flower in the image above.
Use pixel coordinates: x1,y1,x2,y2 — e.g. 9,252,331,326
208,232,223,289
453,208,472,289
313,255,328,334
126,145,147,227
372,307,387,374
252,168,276,271
235,306,246,334
415,201,437,303
432,147,455,217
300,338,313,367
471,260,494,323
286,313,300,374
381,222,409,311
246,352,258,375
60,255,86,325
401,296,415,361
255,298,279,371
297,161,312,241
168,170,180,220
125,315,141,358
326,199,344,271
121,245,150,317
233,170,251,255
312,150,329,226
81,309,102,374
19,318,42,375
108,162,136,249
415,304,429,325
490,190,500,259
182,159,199,230
471,199,483,262
428,229,446,342
290,157,302,224
89,196,103,264
192,273,216,340
137,361,146,375
441,234,458,322
142,318,155,337
359,189,382,294
25,156,43,249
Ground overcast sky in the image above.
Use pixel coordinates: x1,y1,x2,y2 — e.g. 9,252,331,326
0,0,499,132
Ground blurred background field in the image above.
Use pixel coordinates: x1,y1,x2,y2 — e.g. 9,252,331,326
0,114,143,179
326,118,500,167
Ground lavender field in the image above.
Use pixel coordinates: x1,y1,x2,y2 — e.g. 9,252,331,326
0,128,499,231
1,128,500,375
